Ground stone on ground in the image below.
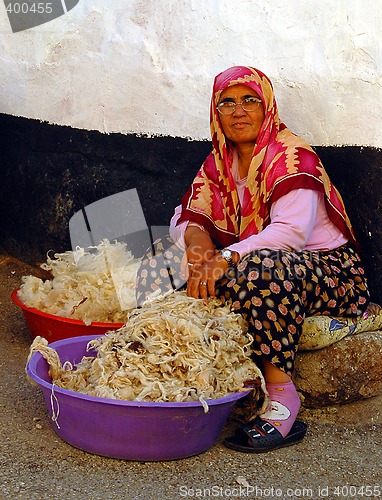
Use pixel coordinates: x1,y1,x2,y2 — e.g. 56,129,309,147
294,331,382,408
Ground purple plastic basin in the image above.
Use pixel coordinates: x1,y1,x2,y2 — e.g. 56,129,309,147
26,335,249,461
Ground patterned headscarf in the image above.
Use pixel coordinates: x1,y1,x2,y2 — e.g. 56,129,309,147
178,66,356,247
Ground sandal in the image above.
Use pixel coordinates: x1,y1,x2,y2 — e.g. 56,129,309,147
224,416,308,453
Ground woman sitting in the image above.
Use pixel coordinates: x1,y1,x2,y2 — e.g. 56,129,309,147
139,66,370,453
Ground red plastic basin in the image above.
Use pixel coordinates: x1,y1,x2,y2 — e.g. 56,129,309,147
11,288,124,342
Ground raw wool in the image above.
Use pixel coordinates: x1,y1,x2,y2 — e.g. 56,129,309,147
18,240,141,324
26,336,66,382
28,291,266,405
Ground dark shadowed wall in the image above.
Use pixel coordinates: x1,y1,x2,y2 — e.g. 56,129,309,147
1,113,381,303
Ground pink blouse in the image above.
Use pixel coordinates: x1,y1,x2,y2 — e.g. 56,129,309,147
169,188,348,258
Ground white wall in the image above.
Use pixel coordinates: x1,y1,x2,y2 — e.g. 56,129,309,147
1,0,381,146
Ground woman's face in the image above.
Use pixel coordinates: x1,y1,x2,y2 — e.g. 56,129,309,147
217,84,265,147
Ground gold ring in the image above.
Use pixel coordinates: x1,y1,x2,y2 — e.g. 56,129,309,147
200,281,207,286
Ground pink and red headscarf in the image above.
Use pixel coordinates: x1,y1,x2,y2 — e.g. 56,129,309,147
178,66,356,247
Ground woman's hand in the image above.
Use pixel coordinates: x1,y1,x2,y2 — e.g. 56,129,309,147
183,225,239,299
187,252,229,299
183,226,216,267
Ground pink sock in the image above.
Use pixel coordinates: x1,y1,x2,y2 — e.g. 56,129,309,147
260,381,301,438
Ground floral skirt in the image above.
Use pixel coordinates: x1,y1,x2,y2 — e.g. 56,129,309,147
136,239,370,376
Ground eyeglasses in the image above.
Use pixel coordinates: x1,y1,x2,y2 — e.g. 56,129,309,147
216,97,262,115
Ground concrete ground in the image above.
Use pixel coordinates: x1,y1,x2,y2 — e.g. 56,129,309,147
1,256,381,500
